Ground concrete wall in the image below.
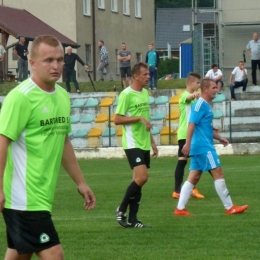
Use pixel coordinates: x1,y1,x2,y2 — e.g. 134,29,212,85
93,0,155,81
3,0,155,82
219,0,260,24
218,0,260,81
74,143,260,159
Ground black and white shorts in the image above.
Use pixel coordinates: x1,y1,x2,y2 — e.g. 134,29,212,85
2,208,60,255
124,148,150,169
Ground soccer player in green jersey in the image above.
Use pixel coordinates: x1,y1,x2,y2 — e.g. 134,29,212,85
0,35,96,260
114,62,158,228
172,73,205,199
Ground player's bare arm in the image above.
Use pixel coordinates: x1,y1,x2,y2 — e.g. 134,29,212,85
0,135,11,211
150,134,158,158
186,93,200,101
61,135,96,210
182,122,195,157
114,114,152,131
213,131,229,147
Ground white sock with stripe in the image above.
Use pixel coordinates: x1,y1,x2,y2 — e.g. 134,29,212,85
177,181,194,210
214,178,233,210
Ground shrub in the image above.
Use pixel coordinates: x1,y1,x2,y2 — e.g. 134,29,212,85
157,58,179,78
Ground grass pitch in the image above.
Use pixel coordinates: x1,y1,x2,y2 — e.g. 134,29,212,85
0,155,258,260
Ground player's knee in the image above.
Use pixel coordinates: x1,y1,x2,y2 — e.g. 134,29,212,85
193,175,200,184
134,174,148,186
211,167,224,180
37,245,64,260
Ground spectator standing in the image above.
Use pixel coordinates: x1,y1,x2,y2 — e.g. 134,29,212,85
97,40,114,81
246,32,260,85
13,36,29,83
64,46,88,94
229,61,248,101
145,43,159,90
205,64,224,94
0,43,6,83
117,43,132,88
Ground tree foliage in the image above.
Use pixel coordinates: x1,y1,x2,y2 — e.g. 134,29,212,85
157,58,179,78
155,0,215,8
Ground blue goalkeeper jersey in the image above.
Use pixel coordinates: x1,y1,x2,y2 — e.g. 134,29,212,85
189,98,214,155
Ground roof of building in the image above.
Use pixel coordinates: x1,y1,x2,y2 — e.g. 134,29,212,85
0,5,79,48
156,8,215,51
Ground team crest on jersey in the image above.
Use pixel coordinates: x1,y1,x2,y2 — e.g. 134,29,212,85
40,233,50,243
42,106,49,113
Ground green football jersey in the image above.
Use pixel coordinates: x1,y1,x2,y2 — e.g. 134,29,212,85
116,87,151,150
0,79,71,212
177,91,195,140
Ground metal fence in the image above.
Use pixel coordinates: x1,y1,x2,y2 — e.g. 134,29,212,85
69,89,260,149
212,90,260,144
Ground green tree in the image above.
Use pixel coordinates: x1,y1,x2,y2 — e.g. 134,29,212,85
157,58,179,78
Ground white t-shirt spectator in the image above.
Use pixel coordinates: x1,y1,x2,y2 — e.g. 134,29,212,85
205,69,222,80
0,44,6,60
231,67,247,82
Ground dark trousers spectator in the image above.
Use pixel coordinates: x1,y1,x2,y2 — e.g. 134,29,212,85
251,60,260,85
148,66,157,89
230,78,248,100
64,68,79,92
18,58,28,82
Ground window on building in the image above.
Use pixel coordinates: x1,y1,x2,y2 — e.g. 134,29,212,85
136,52,142,62
83,0,91,16
85,44,92,68
123,0,130,15
115,49,120,75
135,0,141,18
111,0,118,12
98,0,105,9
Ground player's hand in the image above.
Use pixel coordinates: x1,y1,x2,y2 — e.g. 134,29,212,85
77,183,96,210
219,137,229,147
182,143,190,157
84,65,89,71
151,143,158,158
140,117,153,131
0,190,5,212
194,92,200,99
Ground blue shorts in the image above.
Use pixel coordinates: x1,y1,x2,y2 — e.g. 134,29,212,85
189,150,221,172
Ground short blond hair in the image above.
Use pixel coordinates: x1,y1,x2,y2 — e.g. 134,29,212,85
30,35,63,58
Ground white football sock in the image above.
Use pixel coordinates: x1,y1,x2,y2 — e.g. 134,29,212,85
177,181,194,210
214,178,233,210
